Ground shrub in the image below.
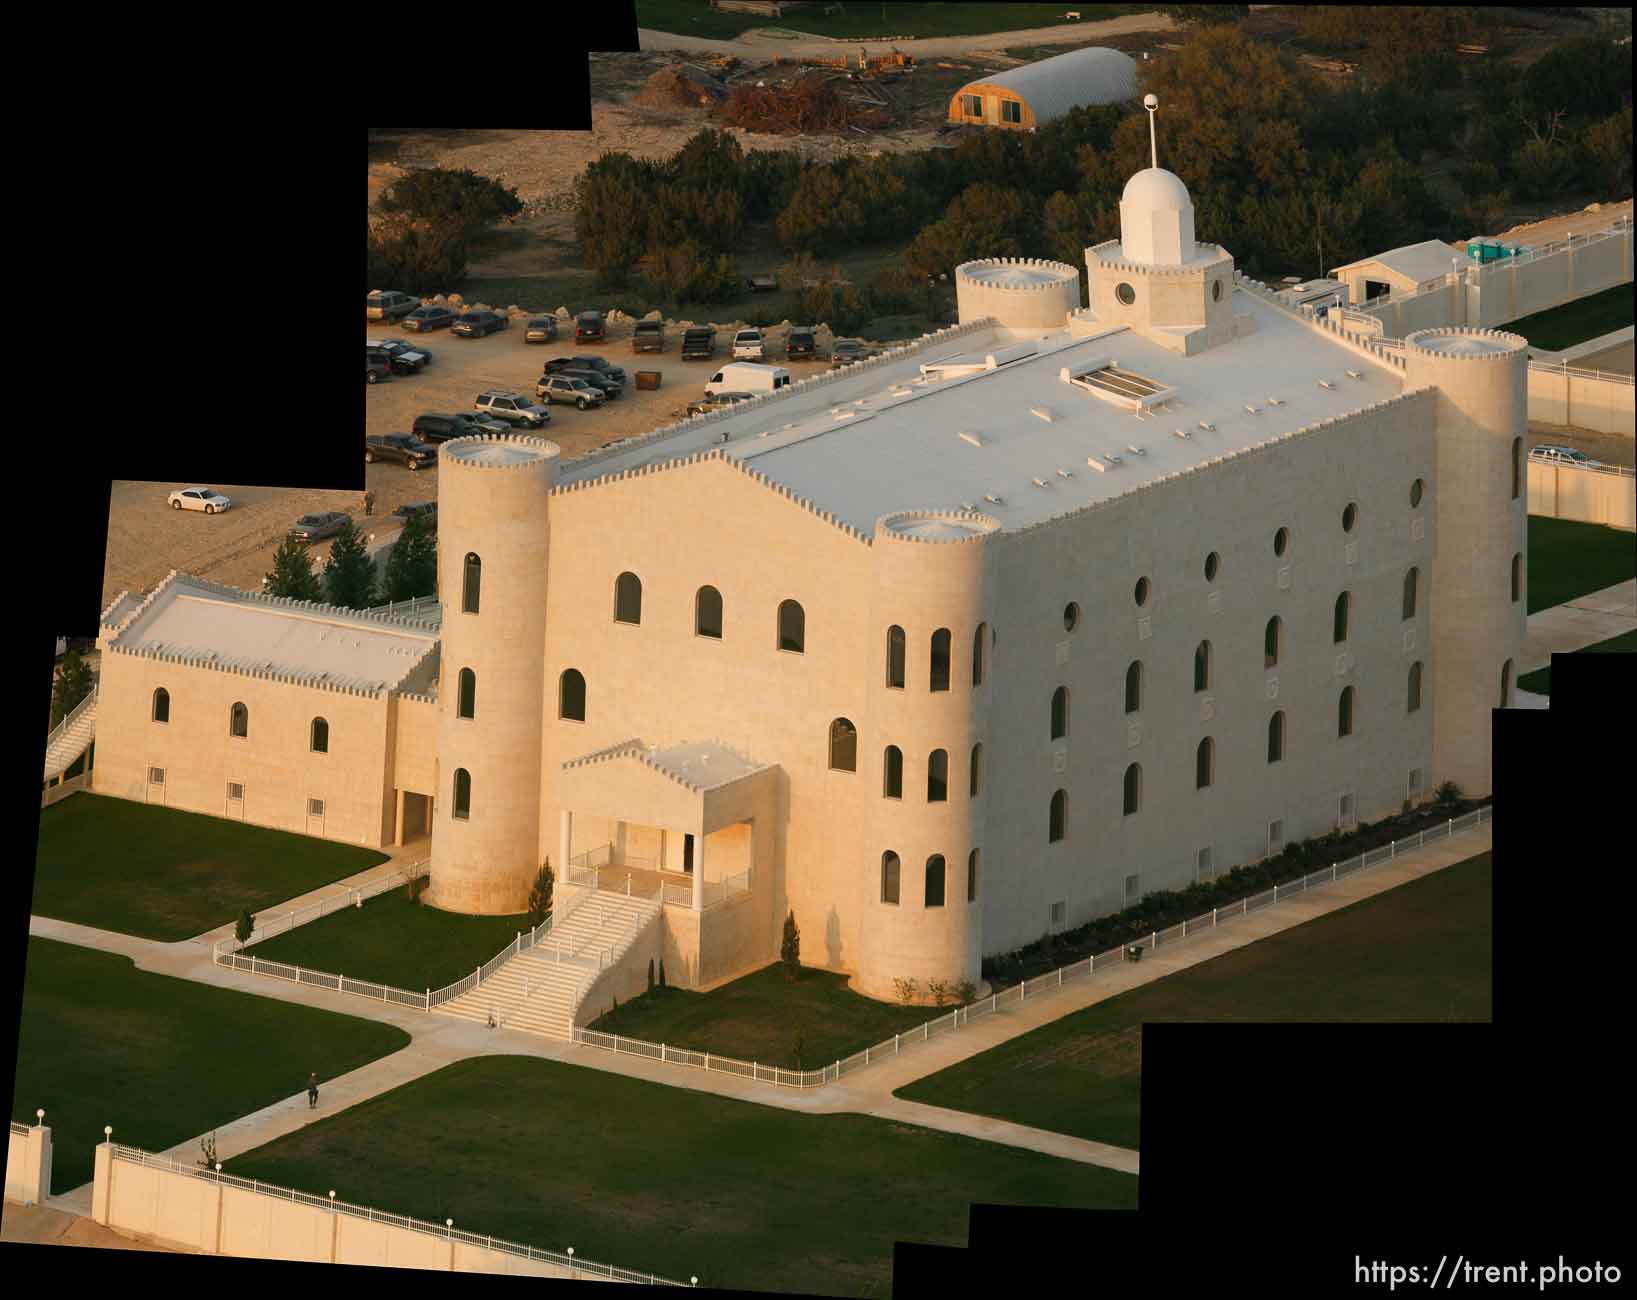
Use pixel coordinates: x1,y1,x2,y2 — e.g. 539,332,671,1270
658,958,667,989
955,978,978,1006
780,909,801,981
527,859,554,930
407,874,426,905
235,910,255,944
1434,780,1463,811
647,957,656,993
892,977,920,1006
792,1025,806,1071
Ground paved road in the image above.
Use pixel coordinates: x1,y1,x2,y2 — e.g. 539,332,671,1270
1521,578,1637,676
638,11,1176,60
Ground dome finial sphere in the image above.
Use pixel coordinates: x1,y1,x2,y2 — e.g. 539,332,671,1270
1143,93,1158,110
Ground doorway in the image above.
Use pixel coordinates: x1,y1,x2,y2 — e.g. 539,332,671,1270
683,832,695,874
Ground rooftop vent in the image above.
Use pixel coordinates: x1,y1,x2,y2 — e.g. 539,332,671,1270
1063,360,1179,413
1267,396,1285,406
1126,445,1146,456
1055,467,1074,478
1198,421,1216,432
1245,403,1260,415
1030,406,1056,422
958,431,984,448
1173,429,1192,439
984,493,1006,505
1032,477,1050,488
1318,379,1336,390
1346,369,1363,380
1086,456,1114,473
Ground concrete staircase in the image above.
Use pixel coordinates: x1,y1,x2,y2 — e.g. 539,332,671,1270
44,687,98,781
434,888,661,1040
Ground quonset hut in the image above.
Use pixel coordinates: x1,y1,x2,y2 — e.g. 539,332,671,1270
948,46,1139,129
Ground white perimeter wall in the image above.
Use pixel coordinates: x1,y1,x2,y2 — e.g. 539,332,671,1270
5,1125,52,1206
1526,367,1636,437
1528,462,1637,531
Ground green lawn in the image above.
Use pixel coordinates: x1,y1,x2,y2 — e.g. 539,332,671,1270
31,794,389,941
1506,284,1633,351
588,962,938,1068
636,1,1136,42
11,938,410,1194
246,885,529,992
1526,516,1636,615
1516,628,1637,695
227,1054,1134,1295
896,853,1493,1151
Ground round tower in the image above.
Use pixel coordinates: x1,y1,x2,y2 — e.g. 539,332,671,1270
855,510,999,1002
955,259,1081,335
426,434,560,914
1402,328,1529,799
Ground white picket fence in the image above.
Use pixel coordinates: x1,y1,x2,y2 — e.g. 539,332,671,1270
213,860,429,958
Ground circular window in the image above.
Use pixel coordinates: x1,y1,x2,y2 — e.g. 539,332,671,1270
1273,526,1289,558
1342,502,1358,533
1116,282,1136,306
1410,478,1424,508
1063,602,1081,633
1204,552,1220,582
1212,280,1223,302
1134,576,1150,608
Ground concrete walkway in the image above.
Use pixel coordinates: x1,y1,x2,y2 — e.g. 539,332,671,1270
1521,578,1636,675
28,819,1491,1187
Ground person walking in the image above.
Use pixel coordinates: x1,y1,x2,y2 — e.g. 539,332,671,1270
307,1072,319,1110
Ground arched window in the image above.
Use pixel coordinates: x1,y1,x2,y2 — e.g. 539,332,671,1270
452,768,471,820
1063,602,1081,632
1342,502,1358,533
969,743,983,797
1267,710,1284,763
1134,576,1150,607
229,702,249,738
310,717,329,753
972,623,986,686
886,625,905,688
152,687,170,723
778,599,805,653
967,849,979,903
1204,551,1220,582
829,718,858,773
457,668,476,719
1408,661,1423,713
1050,685,1069,740
1410,478,1424,508
1338,686,1355,738
1264,616,1281,670
1500,659,1513,708
1402,567,1419,621
925,856,946,908
930,628,951,692
462,553,481,615
614,572,642,625
927,749,948,802
1048,789,1067,842
881,851,900,905
1194,640,1212,692
695,585,723,638
1511,553,1522,604
1333,592,1350,644
883,745,903,799
1196,737,1214,789
1511,437,1522,501
559,669,586,722
1273,526,1290,557
1123,763,1141,816
1125,660,1142,714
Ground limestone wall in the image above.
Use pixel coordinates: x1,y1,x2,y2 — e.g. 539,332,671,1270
5,1123,51,1206
1527,365,1636,436
1528,461,1637,531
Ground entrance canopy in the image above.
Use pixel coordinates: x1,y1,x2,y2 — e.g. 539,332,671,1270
559,738,778,838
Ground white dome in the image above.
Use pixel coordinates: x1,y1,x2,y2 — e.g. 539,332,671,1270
1121,167,1192,212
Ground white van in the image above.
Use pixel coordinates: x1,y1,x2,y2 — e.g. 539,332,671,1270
705,362,792,397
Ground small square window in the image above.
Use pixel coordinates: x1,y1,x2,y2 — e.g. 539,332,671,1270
1196,846,1213,877
227,782,244,802
1001,99,1022,124
148,767,165,785
1408,767,1424,801
1268,821,1284,855
1338,793,1355,828
307,798,325,818
1124,873,1141,903
1050,900,1066,931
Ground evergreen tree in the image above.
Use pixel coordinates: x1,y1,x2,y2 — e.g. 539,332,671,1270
51,647,95,728
235,909,255,944
658,958,667,988
379,510,438,603
264,535,323,602
780,909,801,982
647,957,656,992
323,520,377,610
527,859,554,930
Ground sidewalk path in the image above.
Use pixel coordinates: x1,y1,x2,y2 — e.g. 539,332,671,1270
1522,578,1636,675
30,821,1490,1185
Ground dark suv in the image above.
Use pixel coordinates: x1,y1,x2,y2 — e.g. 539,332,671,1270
632,320,664,352
786,326,817,359
575,310,606,342
412,411,509,443
453,311,509,338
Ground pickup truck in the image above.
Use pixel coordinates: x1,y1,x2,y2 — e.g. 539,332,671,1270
732,328,765,360
681,327,716,360
553,354,627,386
632,320,665,352
364,434,438,470
786,326,817,360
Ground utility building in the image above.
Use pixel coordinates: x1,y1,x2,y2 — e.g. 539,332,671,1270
948,46,1138,130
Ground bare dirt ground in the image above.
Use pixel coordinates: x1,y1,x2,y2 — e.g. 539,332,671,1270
0,1202,182,1252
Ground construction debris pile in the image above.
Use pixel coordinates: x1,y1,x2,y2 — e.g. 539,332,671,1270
711,71,891,136
633,64,729,112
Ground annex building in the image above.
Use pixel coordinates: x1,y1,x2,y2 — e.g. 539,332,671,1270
84,157,1527,1020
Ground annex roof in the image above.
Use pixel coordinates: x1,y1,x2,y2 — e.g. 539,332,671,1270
564,291,1407,535
956,46,1139,122
1330,239,1461,288
108,574,440,695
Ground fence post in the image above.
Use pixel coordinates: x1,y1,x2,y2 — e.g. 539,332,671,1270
1213,907,1218,926
475,964,481,989
1449,818,1453,837
895,1033,900,1054
1390,839,1395,860
426,988,430,1010
1273,884,1278,903
1058,968,1063,987
1332,862,1337,882
991,992,997,1014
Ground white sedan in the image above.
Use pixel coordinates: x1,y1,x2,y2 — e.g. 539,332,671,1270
167,487,234,514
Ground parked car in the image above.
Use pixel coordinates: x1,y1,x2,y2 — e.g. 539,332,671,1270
452,311,509,337
681,327,717,360
536,374,607,409
402,305,457,332
560,367,622,400
391,500,438,529
567,354,627,386
366,289,419,322
412,411,510,443
524,316,559,343
473,390,552,427
365,434,438,469
288,512,350,543
829,338,878,369
575,310,606,342
745,274,778,293
366,356,392,384
168,487,234,514
733,328,765,360
1530,444,1593,465
632,320,665,352
366,339,432,375
786,326,817,359
686,391,754,417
